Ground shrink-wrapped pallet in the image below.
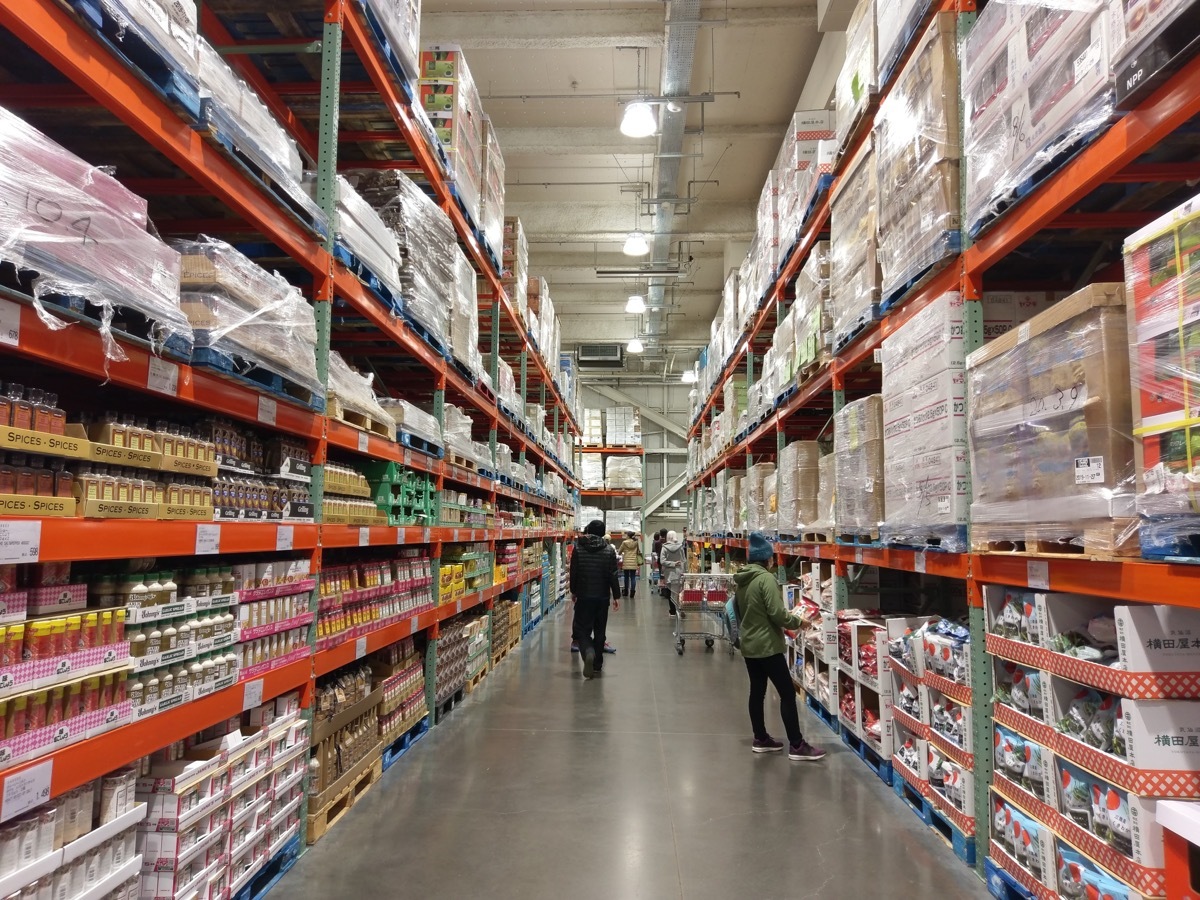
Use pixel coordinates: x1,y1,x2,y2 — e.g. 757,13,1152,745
419,46,484,225
834,0,878,150
580,453,605,490
829,139,880,350
777,441,821,536
834,396,885,537
605,456,642,491
795,242,832,376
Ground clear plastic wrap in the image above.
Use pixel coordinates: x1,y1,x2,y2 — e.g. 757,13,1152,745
765,472,779,534
604,407,642,447
874,13,961,305
605,456,642,491
835,0,878,149
811,453,837,536
362,0,422,84
1123,193,1200,554
726,473,744,532
479,116,505,258
580,452,605,490
419,46,484,224
773,111,836,270
577,505,604,530
176,236,320,393
830,138,880,349
101,0,198,82
755,172,780,277
744,462,776,532
495,442,513,474
772,306,798,398
378,398,441,447
794,242,832,376
711,469,728,533
442,404,477,461
325,351,398,438
197,40,326,234
966,282,1136,554
962,0,1116,235
834,395,886,536
777,441,821,536
0,104,189,358
876,0,933,85
320,175,403,293
449,245,479,372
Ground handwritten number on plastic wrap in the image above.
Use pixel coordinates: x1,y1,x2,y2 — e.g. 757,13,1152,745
25,192,98,246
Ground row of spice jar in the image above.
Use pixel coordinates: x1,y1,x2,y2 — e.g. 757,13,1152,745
0,672,126,737
318,555,434,598
128,651,239,708
314,590,433,644
127,611,235,658
0,610,127,666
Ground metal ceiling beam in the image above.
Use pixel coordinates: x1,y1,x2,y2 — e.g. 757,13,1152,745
585,384,689,440
422,7,816,50
507,200,754,243
642,473,690,518
496,124,783,156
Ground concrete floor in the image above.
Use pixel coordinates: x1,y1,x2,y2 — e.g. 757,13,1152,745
283,584,991,899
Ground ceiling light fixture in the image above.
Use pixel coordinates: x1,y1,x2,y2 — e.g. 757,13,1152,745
627,338,645,354
625,294,646,314
681,370,697,384
622,231,650,257
620,101,657,137
666,100,683,113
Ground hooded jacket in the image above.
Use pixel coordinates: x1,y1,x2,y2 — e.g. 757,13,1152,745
732,563,802,659
570,533,621,602
619,538,640,570
659,538,685,586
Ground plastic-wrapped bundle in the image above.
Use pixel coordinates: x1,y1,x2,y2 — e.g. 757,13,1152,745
101,0,198,82
771,307,797,398
362,0,422,84
580,453,605,490
442,404,476,461
379,398,441,448
764,473,779,534
449,246,479,372
966,283,1136,554
726,474,744,532
963,0,1116,235
320,176,403,294
773,111,836,269
577,505,604,530
835,0,878,149
0,104,189,357
176,237,320,393
811,454,836,536
419,47,484,224
479,116,505,258
794,242,832,375
876,0,933,85
497,358,518,411
605,456,642,491
604,407,641,446
874,13,960,305
777,441,821,536
829,138,880,349
495,442,513,474
884,446,969,549
351,170,455,343
197,41,326,235
325,354,399,439
834,395,885,536
744,462,776,532
755,173,779,276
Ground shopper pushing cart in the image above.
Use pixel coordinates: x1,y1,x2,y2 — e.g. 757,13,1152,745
659,530,685,616
672,572,737,656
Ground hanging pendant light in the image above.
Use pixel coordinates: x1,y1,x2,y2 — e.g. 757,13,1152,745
625,294,646,313
680,370,697,384
622,231,649,257
627,338,645,354
620,101,657,138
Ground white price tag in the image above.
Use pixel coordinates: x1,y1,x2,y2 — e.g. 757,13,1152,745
241,679,264,711
275,526,294,552
873,348,882,365
455,600,462,614
355,637,367,659
147,357,179,396
1027,559,1050,591
357,431,369,453
1074,456,1105,485
0,298,20,347
195,524,220,555
914,552,926,574
1074,40,1102,83
257,396,277,427
0,521,41,564
358,527,370,547
0,760,52,823
855,548,863,564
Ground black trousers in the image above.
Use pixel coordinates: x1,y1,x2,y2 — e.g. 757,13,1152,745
744,654,802,744
622,569,637,595
572,596,610,669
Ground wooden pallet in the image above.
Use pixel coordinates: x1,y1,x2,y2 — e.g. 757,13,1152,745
327,395,397,441
306,746,383,845
446,451,474,471
465,665,489,693
972,518,1138,560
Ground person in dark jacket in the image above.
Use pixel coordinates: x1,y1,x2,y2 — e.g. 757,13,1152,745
570,519,621,679
651,529,666,585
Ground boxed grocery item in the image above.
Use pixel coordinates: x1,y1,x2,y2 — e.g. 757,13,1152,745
1053,756,1164,867
835,0,878,150
579,453,604,490
834,395,885,536
1056,839,1149,900
420,45,484,224
874,12,961,305
963,0,1116,233
479,116,505,259
883,446,969,545
966,283,1136,554
776,441,820,535
794,242,832,374
829,138,880,350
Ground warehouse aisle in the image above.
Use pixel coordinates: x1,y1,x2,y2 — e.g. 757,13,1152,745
284,588,990,899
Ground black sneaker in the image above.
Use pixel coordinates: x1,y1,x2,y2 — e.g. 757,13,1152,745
752,736,784,753
789,741,827,761
582,647,595,679
592,667,603,678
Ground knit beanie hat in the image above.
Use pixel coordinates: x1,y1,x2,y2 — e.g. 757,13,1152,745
748,532,773,562
585,519,607,537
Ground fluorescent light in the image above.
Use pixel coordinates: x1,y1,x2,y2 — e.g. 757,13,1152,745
625,294,646,314
680,370,696,384
620,101,657,138
627,338,645,354
622,231,650,257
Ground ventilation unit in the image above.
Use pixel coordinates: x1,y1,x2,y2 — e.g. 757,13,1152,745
577,344,625,369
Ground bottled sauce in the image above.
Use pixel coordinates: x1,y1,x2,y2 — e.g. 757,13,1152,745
7,385,31,431
161,573,177,605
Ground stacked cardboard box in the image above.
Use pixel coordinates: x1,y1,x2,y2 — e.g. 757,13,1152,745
794,242,832,376
604,407,642,446
581,408,604,446
830,139,881,350
777,441,821,536
744,462,776,532
449,246,482,378
502,217,528,321
874,13,960,305
835,0,878,150
966,283,1136,555
479,116,505,260
877,0,933,84
419,45,484,227
773,111,837,271
835,395,885,538
605,456,642,491
962,1,1115,233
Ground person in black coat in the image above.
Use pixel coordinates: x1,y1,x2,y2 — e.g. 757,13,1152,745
570,519,621,679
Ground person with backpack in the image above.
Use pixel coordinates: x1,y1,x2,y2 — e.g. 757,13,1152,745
569,519,621,679
618,531,642,597
659,530,686,616
732,533,826,760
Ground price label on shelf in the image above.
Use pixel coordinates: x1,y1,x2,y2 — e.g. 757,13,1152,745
0,760,52,823
257,396,277,427
854,548,863,565
913,552,926,574
0,298,20,348
455,600,462,615
355,637,367,660
354,431,368,453
0,521,41,564
241,679,264,711
358,527,370,547
873,348,882,364
275,526,294,552
195,524,221,555
147,357,179,396
1027,559,1050,591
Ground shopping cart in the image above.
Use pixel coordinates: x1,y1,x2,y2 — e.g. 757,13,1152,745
673,574,737,656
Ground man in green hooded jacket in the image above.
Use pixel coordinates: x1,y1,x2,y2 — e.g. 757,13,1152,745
733,532,826,760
